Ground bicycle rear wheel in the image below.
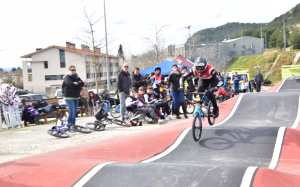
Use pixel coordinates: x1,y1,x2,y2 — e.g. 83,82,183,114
112,118,131,127
48,128,70,138
192,116,202,142
207,102,216,126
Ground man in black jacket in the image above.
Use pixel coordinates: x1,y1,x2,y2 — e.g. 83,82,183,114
118,63,131,121
62,65,84,130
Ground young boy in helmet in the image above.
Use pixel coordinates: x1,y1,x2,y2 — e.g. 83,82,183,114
184,57,220,118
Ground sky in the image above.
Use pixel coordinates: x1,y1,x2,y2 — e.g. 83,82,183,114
0,0,299,68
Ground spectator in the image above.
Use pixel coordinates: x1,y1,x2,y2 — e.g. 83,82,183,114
232,72,240,95
144,85,171,120
254,71,264,92
80,85,89,116
62,65,84,130
168,64,187,119
181,66,194,100
131,67,145,92
88,91,100,115
152,67,165,98
126,87,159,123
118,63,131,121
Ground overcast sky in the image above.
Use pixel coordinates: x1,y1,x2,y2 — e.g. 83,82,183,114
0,0,299,68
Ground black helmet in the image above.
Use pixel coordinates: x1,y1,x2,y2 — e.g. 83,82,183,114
194,57,207,71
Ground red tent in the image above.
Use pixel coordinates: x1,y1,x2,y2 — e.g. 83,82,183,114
175,55,194,68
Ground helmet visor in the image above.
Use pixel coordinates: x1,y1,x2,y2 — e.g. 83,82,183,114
195,66,205,71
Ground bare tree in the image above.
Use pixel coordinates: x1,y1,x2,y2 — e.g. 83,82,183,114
144,25,168,64
81,8,104,93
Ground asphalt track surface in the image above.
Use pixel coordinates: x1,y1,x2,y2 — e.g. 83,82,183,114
80,87,300,186
278,76,300,92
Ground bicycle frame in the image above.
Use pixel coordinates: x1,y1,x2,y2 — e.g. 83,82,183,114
193,94,211,118
193,103,204,118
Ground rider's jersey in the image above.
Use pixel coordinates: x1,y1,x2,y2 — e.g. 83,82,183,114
193,64,215,80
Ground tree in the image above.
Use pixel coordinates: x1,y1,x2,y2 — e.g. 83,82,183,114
11,67,17,72
290,32,300,49
80,7,104,93
269,29,284,48
144,25,167,63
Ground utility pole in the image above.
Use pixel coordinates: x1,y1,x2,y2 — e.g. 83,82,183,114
260,24,264,52
185,25,192,58
104,0,110,90
283,18,287,51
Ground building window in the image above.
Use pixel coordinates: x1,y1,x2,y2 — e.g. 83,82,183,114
44,61,48,69
27,62,32,73
45,75,64,81
59,49,66,68
27,62,32,82
28,74,32,82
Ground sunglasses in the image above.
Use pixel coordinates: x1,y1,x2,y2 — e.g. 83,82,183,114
70,69,76,71
124,66,129,68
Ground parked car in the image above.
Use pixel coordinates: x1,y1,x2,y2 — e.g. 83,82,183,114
19,93,55,115
55,89,67,107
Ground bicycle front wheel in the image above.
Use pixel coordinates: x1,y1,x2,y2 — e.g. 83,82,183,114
192,116,202,142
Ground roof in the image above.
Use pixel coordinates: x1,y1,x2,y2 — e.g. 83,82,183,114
21,45,118,59
222,36,261,43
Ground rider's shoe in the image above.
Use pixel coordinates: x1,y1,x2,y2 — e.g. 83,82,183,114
184,114,188,119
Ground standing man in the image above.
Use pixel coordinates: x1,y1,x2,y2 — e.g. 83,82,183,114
254,70,264,92
168,64,187,119
118,63,131,121
232,72,240,95
62,65,84,130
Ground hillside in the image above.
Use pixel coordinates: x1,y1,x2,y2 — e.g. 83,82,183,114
188,3,300,45
188,23,264,45
227,49,299,84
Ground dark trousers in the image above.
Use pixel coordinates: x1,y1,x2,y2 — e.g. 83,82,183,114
256,82,262,92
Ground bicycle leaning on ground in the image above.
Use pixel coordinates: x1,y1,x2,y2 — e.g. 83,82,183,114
48,105,91,138
192,87,219,142
86,101,144,131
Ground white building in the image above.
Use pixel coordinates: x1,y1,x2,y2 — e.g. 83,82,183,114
21,42,120,96
192,36,264,70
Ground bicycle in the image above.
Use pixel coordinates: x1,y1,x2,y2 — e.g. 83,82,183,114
101,99,121,119
192,89,218,142
48,106,70,138
86,102,143,131
48,105,92,138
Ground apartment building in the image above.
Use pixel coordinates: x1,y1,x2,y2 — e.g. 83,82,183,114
21,42,120,96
